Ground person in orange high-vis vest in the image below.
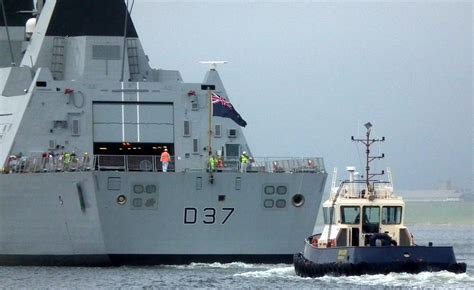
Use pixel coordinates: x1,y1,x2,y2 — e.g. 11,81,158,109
160,148,170,172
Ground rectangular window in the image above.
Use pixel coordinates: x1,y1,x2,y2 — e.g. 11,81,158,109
323,207,335,225
71,119,80,136
49,139,56,149
214,124,221,137
183,121,190,137
192,138,199,154
341,206,360,225
53,120,68,129
362,206,380,233
196,177,202,190
382,206,402,224
191,102,198,111
225,144,240,160
228,129,237,138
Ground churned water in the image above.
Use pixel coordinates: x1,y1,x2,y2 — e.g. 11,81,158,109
1,201,473,289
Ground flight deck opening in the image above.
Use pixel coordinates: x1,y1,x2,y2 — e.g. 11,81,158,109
93,142,175,171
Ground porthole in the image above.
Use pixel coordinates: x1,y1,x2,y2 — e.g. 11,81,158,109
276,199,286,208
117,195,127,205
277,186,287,195
292,194,305,207
264,186,275,195
264,199,274,208
133,198,143,207
146,185,156,193
133,184,144,193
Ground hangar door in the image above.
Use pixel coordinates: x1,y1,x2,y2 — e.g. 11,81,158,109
93,102,174,143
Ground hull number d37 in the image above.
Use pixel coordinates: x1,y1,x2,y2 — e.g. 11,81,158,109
184,207,235,225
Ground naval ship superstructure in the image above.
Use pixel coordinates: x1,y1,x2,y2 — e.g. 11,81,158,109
0,0,327,265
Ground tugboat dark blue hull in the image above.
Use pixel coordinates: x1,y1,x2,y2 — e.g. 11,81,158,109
294,245,467,277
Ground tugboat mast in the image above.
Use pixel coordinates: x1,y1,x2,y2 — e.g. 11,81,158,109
351,122,385,192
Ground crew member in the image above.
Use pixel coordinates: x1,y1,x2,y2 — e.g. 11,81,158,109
209,154,218,172
63,152,71,171
160,148,171,172
240,151,249,173
217,157,224,169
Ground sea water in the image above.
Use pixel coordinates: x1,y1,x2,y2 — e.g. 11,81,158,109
1,201,473,289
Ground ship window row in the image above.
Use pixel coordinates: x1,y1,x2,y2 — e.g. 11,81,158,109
322,206,402,225
264,185,287,195
264,199,287,208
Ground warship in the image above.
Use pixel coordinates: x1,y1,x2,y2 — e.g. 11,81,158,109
0,0,327,265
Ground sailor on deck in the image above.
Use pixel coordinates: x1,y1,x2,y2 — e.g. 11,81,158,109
160,148,170,172
240,151,249,173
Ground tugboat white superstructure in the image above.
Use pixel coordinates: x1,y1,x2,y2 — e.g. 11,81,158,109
294,123,466,277
0,0,327,266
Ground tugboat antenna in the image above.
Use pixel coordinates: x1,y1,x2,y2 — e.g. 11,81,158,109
351,122,385,191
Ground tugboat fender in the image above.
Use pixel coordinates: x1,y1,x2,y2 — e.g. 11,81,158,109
448,263,467,273
369,233,393,246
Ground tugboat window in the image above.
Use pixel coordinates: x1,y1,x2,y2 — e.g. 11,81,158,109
341,206,360,224
362,206,380,233
323,207,335,224
382,206,402,224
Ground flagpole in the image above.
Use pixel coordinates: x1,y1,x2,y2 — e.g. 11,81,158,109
208,89,214,183
208,89,212,159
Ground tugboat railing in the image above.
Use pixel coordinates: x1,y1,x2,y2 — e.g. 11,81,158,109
331,180,394,199
2,154,325,174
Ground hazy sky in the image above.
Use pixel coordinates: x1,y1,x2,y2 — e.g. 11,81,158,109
132,0,472,190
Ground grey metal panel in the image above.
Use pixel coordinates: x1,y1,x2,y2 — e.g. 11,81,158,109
124,105,138,124
94,124,122,142
93,104,174,142
140,104,173,124
140,124,174,143
93,104,122,123
92,45,121,60
124,123,138,141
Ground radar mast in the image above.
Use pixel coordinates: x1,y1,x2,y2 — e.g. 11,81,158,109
351,122,385,193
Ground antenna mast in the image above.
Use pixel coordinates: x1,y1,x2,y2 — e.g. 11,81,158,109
351,122,385,191
0,0,16,66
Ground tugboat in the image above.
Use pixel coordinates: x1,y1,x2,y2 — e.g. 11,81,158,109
294,122,467,277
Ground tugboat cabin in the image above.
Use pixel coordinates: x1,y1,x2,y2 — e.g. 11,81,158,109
315,167,414,248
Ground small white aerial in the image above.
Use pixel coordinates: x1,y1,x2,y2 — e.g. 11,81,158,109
346,166,356,172
199,61,228,70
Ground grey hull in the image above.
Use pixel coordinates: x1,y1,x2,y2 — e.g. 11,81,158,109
0,171,325,265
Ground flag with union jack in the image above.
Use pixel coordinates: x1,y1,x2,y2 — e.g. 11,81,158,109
212,92,247,127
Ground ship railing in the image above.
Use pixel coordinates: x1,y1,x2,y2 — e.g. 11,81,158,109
332,180,394,199
93,155,325,173
252,157,325,173
94,155,176,172
1,155,325,174
2,154,93,174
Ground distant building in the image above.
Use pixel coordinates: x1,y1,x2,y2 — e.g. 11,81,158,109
399,189,462,201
